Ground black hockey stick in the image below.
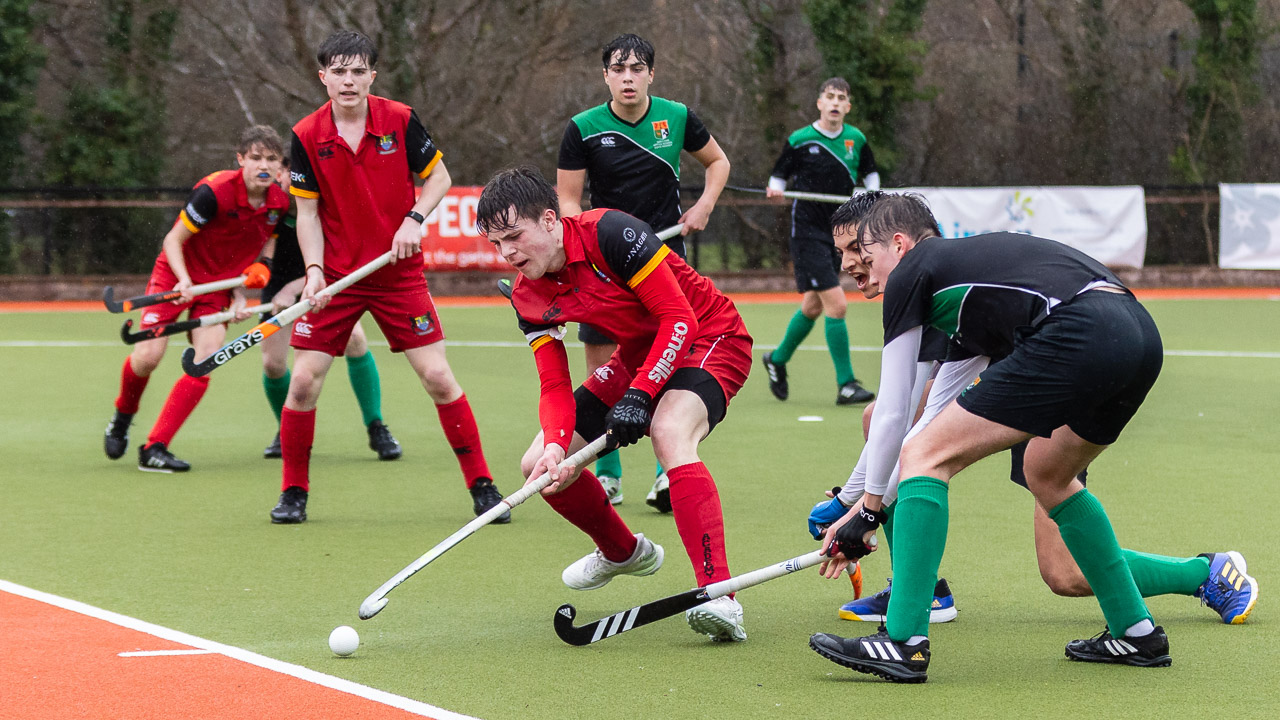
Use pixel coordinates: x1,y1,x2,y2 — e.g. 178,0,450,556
119,303,271,344
103,275,248,313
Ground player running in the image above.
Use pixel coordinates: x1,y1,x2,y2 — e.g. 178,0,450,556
477,166,752,642
271,30,501,525
104,125,288,472
762,77,879,406
557,33,731,510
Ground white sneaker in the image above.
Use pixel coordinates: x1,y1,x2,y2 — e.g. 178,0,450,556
645,473,672,513
562,533,664,590
598,475,623,505
686,595,746,642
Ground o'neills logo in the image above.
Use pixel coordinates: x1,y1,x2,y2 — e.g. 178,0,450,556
646,321,688,383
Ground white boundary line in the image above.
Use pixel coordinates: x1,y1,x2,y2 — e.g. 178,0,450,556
119,649,216,657
0,579,479,720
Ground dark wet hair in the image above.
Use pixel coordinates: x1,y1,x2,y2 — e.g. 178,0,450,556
856,193,942,249
830,190,886,248
237,125,284,157
602,34,655,69
819,77,850,97
476,165,560,235
317,30,378,69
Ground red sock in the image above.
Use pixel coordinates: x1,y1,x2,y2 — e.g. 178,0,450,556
667,462,732,587
281,407,315,492
543,469,637,562
146,375,209,447
115,356,150,414
435,394,491,488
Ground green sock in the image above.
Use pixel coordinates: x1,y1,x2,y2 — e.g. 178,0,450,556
656,460,664,478
262,371,291,422
885,477,949,641
345,350,382,427
595,450,623,480
882,501,896,563
824,316,855,385
1123,549,1211,597
1049,489,1153,632
772,309,815,364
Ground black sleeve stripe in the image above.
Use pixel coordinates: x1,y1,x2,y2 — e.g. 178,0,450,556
406,109,440,176
289,131,320,198
596,210,663,284
181,184,219,231
859,143,878,177
682,108,712,153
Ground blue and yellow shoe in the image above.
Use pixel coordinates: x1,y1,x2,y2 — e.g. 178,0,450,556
838,578,957,623
1196,551,1258,624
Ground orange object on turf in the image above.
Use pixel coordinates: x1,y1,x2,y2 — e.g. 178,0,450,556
848,560,863,599
242,262,271,289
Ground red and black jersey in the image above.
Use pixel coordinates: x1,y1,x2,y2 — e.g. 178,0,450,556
158,169,288,284
289,94,441,289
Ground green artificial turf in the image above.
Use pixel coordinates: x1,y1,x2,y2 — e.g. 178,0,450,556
0,299,1276,719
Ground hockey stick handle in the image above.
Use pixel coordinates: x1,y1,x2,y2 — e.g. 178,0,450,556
104,275,249,313
703,549,827,600
196,303,272,327
120,303,272,344
724,184,853,205
656,224,683,241
270,250,395,327
358,435,609,620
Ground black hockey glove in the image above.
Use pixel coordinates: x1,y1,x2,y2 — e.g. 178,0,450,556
605,389,653,449
831,504,888,560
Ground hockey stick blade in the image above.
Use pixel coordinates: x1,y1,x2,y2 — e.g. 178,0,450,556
181,325,270,377
120,317,198,344
554,587,709,646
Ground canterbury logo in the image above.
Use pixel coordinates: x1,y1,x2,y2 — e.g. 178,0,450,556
860,640,903,661
589,606,641,643
1103,638,1140,656
646,321,688,383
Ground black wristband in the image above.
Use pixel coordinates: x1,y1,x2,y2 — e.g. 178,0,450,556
405,210,426,224
256,255,273,271
857,505,888,526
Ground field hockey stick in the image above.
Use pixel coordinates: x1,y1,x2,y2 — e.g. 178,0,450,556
103,275,249,314
726,184,852,205
496,224,682,300
359,435,610,620
180,251,393,377
119,304,272,344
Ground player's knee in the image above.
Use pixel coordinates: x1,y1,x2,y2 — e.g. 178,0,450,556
129,346,164,375
286,369,323,407
649,418,698,466
416,364,459,401
262,356,288,377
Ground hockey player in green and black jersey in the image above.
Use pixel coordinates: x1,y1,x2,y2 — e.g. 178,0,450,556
763,78,879,407
557,33,731,511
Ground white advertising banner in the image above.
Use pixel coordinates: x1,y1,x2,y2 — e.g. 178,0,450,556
1219,184,1280,269
900,186,1148,268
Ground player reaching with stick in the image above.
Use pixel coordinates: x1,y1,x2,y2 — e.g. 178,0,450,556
271,30,500,524
103,125,288,472
477,166,752,642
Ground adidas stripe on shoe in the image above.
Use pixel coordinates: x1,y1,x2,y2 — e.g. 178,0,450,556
1064,626,1171,667
809,629,929,683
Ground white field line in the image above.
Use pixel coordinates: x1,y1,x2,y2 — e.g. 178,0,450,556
119,649,216,657
0,579,479,720
2,338,1279,359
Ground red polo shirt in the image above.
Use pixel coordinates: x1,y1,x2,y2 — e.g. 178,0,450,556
289,94,442,289
158,169,288,284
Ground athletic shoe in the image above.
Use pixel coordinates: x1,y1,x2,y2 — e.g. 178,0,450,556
562,533,663,590
645,473,672,513
687,595,747,642
809,628,930,683
1065,626,1171,667
497,278,513,299
366,420,402,461
836,380,876,405
838,578,958,623
469,478,511,524
270,486,308,524
761,352,788,400
104,411,133,460
263,431,282,459
1196,551,1258,624
137,442,190,473
599,475,624,505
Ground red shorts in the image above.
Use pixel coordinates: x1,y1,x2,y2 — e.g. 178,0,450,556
583,331,753,408
139,261,231,329
289,280,446,355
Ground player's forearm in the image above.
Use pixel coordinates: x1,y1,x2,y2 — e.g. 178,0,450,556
294,202,324,269
533,339,576,450
628,265,699,397
864,330,924,498
160,227,193,284
414,160,452,218
694,154,730,211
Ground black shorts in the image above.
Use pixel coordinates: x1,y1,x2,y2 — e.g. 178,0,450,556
789,235,841,293
573,367,728,456
957,290,1163,446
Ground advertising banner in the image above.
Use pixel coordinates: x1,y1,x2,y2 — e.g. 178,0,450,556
420,185,507,271
1219,184,1280,269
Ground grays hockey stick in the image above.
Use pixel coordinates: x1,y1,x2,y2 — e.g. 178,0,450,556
103,275,248,313
359,435,610,620
181,251,393,377
119,304,271,344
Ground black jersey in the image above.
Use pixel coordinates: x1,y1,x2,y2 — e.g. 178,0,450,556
271,215,304,283
769,123,876,237
883,233,1125,359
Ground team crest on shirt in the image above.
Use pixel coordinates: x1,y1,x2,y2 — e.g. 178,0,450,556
651,120,672,149
267,210,280,225
412,312,435,335
377,132,398,155
844,139,856,158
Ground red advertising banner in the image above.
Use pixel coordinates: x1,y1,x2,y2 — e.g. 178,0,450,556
420,185,508,271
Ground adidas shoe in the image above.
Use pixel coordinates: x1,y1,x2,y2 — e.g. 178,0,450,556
761,352,788,400
263,431,282,459
645,473,672,513
270,486,308,524
104,411,133,460
1196,551,1258,624
137,442,190,473
836,380,875,405
598,475,624,505
838,578,958,623
1065,626,1171,667
809,628,930,683
686,595,747,642
469,478,511,524
562,533,663,590
366,420,402,460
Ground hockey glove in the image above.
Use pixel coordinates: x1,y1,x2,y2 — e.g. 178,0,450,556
808,487,851,540
832,504,887,560
605,388,653,449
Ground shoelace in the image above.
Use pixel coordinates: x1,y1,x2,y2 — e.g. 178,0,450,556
371,425,397,445
1200,578,1234,609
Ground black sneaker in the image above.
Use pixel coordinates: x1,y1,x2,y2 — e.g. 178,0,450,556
497,278,514,299
836,380,876,405
809,627,930,683
137,442,190,473
104,411,133,460
367,420,402,460
1065,626,1171,667
762,352,788,401
270,486,308,524
263,431,282,459
469,478,511,523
